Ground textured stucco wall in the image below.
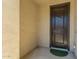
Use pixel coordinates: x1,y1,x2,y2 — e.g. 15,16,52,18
2,0,20,59
20,0,38,58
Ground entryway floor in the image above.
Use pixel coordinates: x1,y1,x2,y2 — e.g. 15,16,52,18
22,48,75,59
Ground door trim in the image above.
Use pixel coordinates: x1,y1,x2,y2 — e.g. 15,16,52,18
50,2,70,50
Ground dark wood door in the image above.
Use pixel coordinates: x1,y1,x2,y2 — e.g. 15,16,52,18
50,3,70,50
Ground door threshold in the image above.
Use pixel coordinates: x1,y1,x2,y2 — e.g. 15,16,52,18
50,47,69,52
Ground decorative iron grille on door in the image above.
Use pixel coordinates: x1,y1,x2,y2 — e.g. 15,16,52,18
50,3,70,50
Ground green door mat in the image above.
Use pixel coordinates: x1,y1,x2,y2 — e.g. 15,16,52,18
50,49,68,57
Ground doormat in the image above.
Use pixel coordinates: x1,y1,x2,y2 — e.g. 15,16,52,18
50,49,68,57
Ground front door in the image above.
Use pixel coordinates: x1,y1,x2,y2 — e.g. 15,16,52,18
50,3,70,50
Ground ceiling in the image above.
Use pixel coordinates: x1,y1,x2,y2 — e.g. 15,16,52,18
32,0,70,5
33,0,50,5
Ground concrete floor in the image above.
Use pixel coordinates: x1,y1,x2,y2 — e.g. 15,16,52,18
22,48,75,59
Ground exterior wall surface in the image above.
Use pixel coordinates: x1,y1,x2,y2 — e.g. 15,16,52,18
3,0,20,59
20,0,38,58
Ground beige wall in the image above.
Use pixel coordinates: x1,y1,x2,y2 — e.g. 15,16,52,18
38,0,77,51
3,0,20,59
37,5,50,47
20,0,38,58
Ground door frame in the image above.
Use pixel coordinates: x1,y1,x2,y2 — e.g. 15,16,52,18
50,2,70,50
